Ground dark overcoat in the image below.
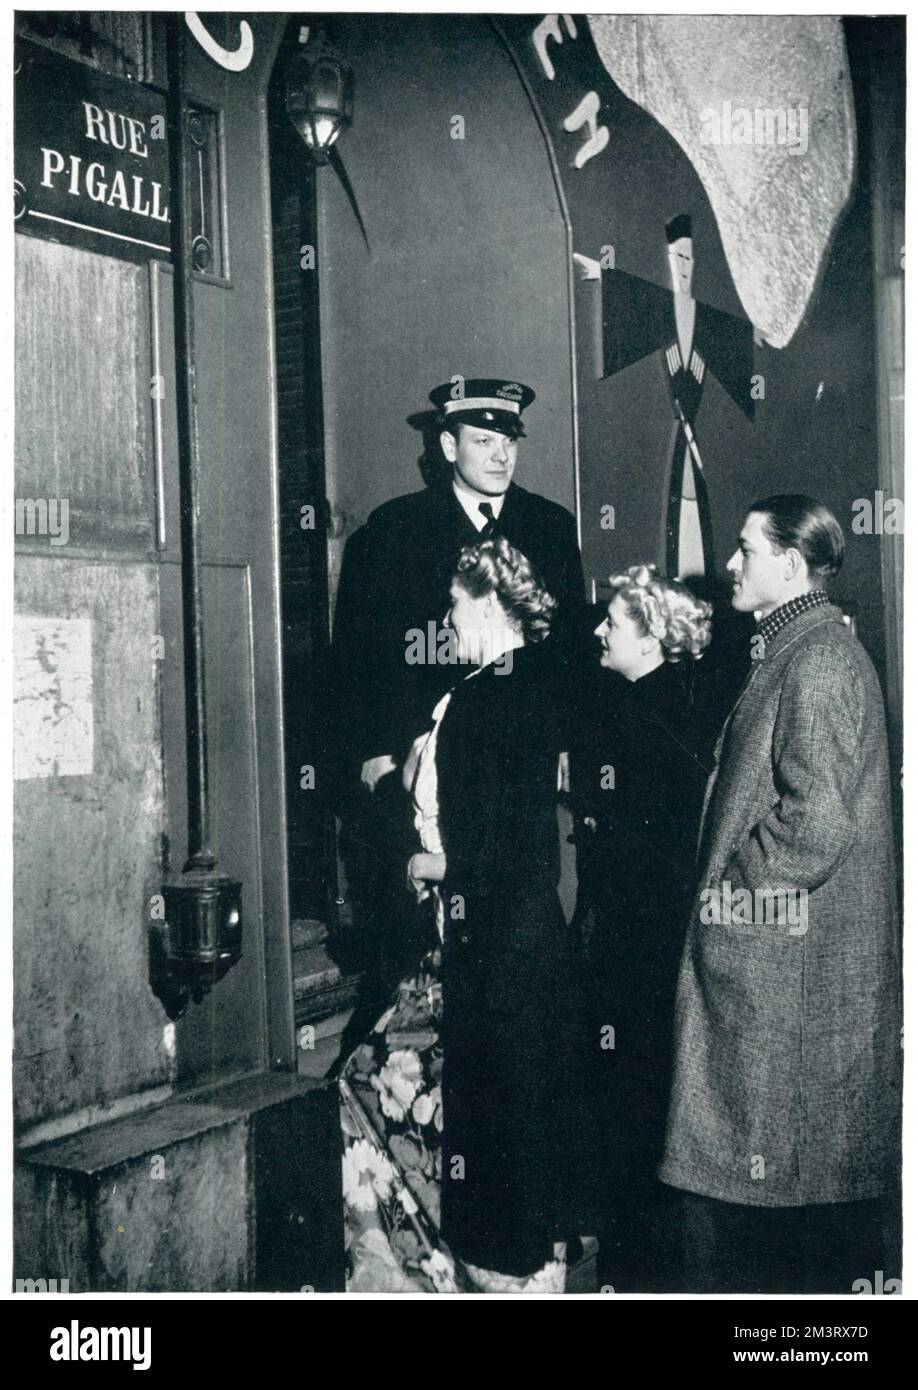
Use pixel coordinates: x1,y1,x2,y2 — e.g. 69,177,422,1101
329,480,586,773
659,604,901,1207
435,642,592,1277
571,659,712,1190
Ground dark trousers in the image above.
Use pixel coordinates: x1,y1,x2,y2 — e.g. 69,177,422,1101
680,1191,887,1294
597,1178,681,1293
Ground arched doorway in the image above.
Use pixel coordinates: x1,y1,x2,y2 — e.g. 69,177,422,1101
267,13,577,1053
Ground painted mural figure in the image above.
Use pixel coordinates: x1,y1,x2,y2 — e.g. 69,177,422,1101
577,215,755,585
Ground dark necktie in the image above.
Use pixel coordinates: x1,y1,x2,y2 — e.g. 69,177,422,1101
478,502,498,538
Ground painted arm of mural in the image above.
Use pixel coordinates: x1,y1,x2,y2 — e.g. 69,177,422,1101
722,645,863,894
573,252,601,281
573,249,756,413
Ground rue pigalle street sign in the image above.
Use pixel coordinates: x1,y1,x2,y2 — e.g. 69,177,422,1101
15,37,171,264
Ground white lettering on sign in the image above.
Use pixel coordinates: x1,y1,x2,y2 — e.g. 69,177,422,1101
17,39,173,258
41,147,64,188
82,102,150,158
532,14,577,81
15,617,94,780
86,163,106,202
185,12,254,72
563,91,609,169
40,145,168,221
530,16,614,174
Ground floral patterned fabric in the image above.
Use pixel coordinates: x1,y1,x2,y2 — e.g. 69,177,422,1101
339,951,568,1294
340,953,464,1293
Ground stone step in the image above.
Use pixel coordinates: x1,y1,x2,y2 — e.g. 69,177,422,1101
291,918,329,950
15,1072,343,1291
293,944,341,997
296,1008,356,1081
294,973,362,1027
292,932,362,1027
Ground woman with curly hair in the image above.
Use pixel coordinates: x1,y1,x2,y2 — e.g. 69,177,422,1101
572,563,714,1291
422,536,592,1291
340,537,592,1293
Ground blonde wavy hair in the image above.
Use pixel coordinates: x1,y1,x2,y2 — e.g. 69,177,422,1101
608,564,712,662
455,536,557,644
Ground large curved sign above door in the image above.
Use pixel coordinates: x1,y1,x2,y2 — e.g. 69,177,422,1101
499,14,854,350
585,14,855,350
492,14,859,596
184,12,254,73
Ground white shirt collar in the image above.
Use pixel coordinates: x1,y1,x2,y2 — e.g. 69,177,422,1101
452,480,506,531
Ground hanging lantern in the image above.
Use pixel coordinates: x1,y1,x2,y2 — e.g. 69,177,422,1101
285,30,354,164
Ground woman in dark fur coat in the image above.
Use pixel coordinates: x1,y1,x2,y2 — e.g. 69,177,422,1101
340,537,592,1292
571,564,713,1291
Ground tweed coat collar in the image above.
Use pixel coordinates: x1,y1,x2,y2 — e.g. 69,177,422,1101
698,601,847,869
756,598,846,661
726,601,847,719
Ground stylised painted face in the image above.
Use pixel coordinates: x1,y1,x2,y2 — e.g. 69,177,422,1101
445,580,496,665
441,424,518,496
726,512,791,615
668,236,694,296
594,593,651,680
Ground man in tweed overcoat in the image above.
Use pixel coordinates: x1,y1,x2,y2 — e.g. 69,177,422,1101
659,496,900,1292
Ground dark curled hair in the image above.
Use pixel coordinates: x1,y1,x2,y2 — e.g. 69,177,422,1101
750,494,845,580
454,536,557,644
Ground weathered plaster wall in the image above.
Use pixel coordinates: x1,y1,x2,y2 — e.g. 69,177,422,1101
14,236,172,1136
15,1073,343,1291
14,557,170,1130
14,10,293,1126
12,17,346,1292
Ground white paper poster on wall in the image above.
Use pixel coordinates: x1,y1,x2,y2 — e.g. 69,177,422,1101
14,615,94,780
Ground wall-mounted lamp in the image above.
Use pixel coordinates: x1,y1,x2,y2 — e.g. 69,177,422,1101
285,27,354,163
152,870,243,1019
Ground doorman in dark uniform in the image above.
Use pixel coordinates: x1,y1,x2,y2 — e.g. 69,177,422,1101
329,378,586,1000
